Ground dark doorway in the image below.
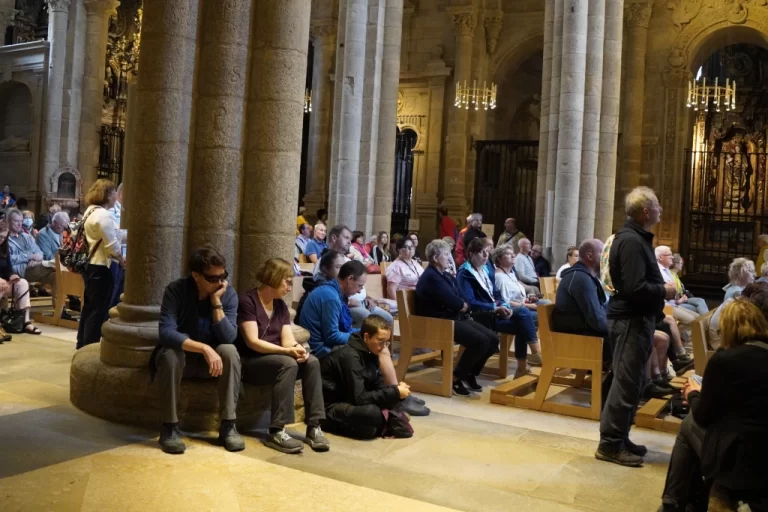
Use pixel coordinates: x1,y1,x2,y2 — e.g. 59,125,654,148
391,128,417,237
473,140,538,241
98,125,125,185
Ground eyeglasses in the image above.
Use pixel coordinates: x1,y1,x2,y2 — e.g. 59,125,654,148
202,271,228,283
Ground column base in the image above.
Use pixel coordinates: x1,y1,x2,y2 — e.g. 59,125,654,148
100,302,162,368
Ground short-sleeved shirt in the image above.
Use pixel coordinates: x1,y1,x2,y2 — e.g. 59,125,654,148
304,239,327,259
386,258,424,291
237,289,290,356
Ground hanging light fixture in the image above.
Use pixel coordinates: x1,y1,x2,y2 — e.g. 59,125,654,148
686,65,736,113
304,89,312,114
454,80,497,110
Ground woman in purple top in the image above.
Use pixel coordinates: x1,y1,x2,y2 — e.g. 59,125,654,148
237,258,329,455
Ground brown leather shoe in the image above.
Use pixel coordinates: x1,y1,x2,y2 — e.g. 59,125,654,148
0,327,11,342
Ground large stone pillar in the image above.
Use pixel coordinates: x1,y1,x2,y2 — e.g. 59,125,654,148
100,0,200,367
372,0,404,234
576,0,605,242
442,8,475,219
551,0,588,267
534,0,555,244
187,0,253,277
41,0,71,195
76,0,119,192
327,0,367,228
63,0,87,167
594,0,624,239
303,18,337,220
238,0,311,291
0,1,17,47
543,0,563,258
620,1,653,203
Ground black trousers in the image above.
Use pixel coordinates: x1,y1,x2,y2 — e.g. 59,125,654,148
661,414,709,509
322,402,384,439
599,315,655,448
76,264,113,349
453,319,499,379
241,354,326,429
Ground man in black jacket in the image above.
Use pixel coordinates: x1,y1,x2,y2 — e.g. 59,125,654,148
596,187,677,467
320,315,410,439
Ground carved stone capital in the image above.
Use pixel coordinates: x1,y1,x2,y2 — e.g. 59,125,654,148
310,19,337,45
84,0,120,16
625,1,654,28
0,8,18,29
46,0,72,13
484,10,503,55
452,11,477,37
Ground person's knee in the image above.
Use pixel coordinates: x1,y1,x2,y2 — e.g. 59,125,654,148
216,344,240,364
156,347,184,372
277,356,300,378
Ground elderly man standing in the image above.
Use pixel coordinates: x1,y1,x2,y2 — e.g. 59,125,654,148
5,208,54,290
496,218,525,253
514,238,540,292
36,211,70,260
596,187,677,468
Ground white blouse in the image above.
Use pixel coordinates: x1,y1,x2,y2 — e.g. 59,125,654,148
556,263,571,280
83,205,122,267
495,268,528,304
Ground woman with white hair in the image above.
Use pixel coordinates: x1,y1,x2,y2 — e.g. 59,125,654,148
723,257,755,301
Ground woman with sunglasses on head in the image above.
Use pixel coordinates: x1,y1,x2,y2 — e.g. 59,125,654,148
237,258,330,454
76,179,125,349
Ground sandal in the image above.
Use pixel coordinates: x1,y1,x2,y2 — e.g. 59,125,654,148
24,322,42,335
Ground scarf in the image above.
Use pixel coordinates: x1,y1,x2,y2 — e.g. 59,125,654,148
460,261,494,300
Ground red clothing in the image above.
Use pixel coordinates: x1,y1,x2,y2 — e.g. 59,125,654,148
439,216,458,240
454,226,469,266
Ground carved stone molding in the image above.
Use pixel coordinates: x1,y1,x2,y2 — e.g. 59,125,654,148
452,11,477,37
484,10,503,55
666,0,767,31
46,0,72,13
625,1,654,28
84,0,120,16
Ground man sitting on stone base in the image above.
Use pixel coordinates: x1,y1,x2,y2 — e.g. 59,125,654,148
320,315,410,439
152,246,244,455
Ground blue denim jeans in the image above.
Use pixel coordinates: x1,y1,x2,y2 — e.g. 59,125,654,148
678,297,708,316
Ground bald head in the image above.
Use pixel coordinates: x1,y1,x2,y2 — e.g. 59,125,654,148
579,239,604,274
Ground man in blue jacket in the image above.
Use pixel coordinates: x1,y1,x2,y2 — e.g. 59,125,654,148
301,260,429,415
154,246,244,454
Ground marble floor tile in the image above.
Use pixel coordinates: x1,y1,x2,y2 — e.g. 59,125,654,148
0,456,92,512
0,389,51,417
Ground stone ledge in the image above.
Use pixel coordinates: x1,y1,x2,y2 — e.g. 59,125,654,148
70,344,305,432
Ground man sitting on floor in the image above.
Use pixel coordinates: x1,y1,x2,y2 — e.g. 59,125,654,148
153,246,244,455
320,315,410,439
300,260,428,416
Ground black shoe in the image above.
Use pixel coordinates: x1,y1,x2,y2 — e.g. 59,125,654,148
159,423,186,454
218,420,245,452
305,426,331,452
452,379,472,397
656,504,685,512
399,395,431,415
672,355,694,373
653,377,677,392
659,370,675,382
625,438,648,457
644,382,675,399
410,395,426,406
463,375,483,392
68,296,81,312
60,309,75,321
595,445,643,467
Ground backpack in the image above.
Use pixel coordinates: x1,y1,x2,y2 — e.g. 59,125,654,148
600,234,616,296
59,206,102,273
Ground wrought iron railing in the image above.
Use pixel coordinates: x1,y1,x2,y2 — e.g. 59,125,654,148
97,125,125,185
391,129,417,237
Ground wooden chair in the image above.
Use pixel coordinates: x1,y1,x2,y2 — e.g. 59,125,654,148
380,262,392,300
298,262,314,273
532,303,604,420
33,253,84,329
690,310,716,376
540,277,557,302
291,276,304,309
298,254,309,264
396,289,455,397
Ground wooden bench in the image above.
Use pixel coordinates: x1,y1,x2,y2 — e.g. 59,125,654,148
690,310,716,376
33,253,83,329
540,277,557,303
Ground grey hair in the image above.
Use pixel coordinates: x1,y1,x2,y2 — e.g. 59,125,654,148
671,253,683,268
441,236,455,248
728,257,755,286
5,208,22,222
425,239,451,263
518,238,531,247
654,245,672,259
492,245,514,265
625,186,658,218
468,213,482,223
52,211,70,224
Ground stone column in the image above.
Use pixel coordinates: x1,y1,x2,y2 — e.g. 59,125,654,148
576,0,605,242
441,8,475,219
543,0,563,257
620,1,653,199
238,0,311,291
100,0,200,367
63,0,86,167
76,0,119,192
41,0,71,195
534,0,554,244
594,0,624,239
551,0,588,267
187,0,252,276
372,0,404,234
303,19,337,221
327,0,367,228
0,1,17,47
119,76,136,228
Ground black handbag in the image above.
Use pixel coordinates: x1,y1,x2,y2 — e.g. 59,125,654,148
0,287,29,334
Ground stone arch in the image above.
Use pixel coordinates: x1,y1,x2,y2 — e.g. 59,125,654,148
489,31,544,85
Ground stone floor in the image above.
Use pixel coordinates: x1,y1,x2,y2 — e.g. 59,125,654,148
0,329,676,512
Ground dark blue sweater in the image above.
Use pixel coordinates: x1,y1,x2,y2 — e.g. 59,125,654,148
414,265,466,320
552,262,607,336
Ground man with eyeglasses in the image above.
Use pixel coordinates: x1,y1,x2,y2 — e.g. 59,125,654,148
319,314,411,439
152,246,244,455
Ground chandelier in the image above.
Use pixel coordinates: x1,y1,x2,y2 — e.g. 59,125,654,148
686,67,736,112
304,89,312,114
454,80,497,110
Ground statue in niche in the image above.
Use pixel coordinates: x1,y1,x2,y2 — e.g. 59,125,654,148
57,172,76,199
722,134,752,212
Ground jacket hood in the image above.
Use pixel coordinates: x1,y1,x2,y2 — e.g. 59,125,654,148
560,261,596,279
